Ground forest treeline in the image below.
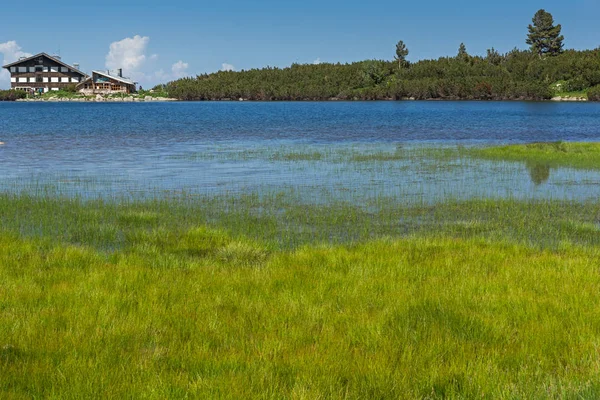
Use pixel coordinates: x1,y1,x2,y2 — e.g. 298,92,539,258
166,49,600,101
164,9,600,101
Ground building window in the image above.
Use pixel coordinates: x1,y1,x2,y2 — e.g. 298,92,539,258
10,67,16,73
36,76,43,83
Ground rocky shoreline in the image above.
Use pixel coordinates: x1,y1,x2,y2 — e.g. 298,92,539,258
550,96,588,102
17,95,177,103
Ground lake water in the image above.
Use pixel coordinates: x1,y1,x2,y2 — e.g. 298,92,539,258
1,101,600,203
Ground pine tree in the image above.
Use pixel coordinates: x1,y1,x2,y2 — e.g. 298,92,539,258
526,9,564,57
395,40,409,69
486,48,503,65
457,43,469,62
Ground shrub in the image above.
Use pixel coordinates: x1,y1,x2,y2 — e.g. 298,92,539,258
0,90,27,101
588,86,600,101
564,77,589,92
63,84,78,93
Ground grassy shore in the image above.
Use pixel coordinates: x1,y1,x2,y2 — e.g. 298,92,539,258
4,142,600,398
2,190,600,398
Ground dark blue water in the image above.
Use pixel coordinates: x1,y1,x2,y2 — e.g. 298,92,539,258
1,101,599,143
1,101,600,202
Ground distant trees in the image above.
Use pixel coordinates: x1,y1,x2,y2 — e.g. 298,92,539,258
362,60,392,86
526,9,564,57
486,48,503,66
395,40,409,69
164,9,600,102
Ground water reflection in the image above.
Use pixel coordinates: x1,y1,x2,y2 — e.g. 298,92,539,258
527,163,551,186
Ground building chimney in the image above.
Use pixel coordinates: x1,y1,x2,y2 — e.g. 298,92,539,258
118,68,123,77
73,63,80,71
52,54,61,60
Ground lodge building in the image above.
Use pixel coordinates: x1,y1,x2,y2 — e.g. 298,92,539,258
77,70,136,94
2,53,88,93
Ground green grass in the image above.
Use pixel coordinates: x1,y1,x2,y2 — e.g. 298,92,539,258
3,209,600,398
467,141,600,171
553,90,588,99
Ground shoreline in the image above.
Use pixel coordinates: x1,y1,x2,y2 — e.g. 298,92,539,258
4,96,592,103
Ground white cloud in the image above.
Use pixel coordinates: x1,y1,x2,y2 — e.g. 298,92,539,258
105,35,149,76
313,58,322,65
171,60,189,78
0,41,31,89
221,63,235,72
103,35,189,86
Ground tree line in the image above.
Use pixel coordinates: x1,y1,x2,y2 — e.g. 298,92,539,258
165,10,600,101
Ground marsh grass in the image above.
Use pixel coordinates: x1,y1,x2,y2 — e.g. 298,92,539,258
467,142,600,170
4,191,600,252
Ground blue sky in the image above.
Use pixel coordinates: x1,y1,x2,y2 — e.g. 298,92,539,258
1,0,599,88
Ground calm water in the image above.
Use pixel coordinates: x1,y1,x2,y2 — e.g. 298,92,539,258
1,101,600,203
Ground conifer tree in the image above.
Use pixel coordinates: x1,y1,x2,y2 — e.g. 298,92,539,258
526,9,564,57
457,43,469,62
395,40,409,69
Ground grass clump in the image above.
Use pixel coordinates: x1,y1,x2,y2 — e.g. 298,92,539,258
468,141,600,170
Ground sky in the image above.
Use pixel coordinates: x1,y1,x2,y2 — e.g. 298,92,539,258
1,0,599,89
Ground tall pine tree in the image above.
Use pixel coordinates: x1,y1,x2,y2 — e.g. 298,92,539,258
395,40,409,69
526,9,564,57
457,43,469,62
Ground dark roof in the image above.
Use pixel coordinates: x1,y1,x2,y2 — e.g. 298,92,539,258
2,52,88,77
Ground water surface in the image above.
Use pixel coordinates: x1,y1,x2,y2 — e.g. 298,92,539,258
1,101,599,202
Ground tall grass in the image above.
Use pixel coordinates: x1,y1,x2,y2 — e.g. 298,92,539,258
2,226,600,398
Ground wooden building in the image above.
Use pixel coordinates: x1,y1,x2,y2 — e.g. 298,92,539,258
77,70,136,95
2,53,88,93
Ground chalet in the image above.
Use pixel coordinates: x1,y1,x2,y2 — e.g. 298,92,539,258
2,53,88,93
77,70,136,95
